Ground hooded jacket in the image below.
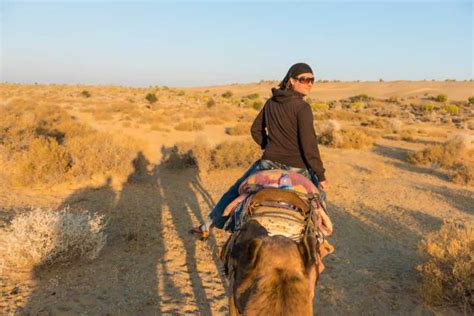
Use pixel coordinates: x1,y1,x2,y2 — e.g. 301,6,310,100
251,88,326,181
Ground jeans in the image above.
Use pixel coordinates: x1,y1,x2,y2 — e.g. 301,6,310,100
207,159,324,229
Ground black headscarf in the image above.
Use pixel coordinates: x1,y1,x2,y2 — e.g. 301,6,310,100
278,63,313,90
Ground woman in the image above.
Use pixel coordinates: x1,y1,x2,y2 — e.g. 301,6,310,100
193,62,328,236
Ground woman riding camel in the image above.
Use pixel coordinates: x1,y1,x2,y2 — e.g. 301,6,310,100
193,62,328,236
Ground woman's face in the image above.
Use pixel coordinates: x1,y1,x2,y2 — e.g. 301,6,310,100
289,72,314,96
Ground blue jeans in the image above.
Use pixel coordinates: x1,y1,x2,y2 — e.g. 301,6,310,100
207,159,323,229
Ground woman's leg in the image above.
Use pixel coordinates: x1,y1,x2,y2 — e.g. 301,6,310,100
205,160,261,230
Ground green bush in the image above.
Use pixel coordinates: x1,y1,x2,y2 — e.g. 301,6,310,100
145,93,158,104
435,94,448,102
252,101,263,110
422,103,436,112
206,98,216,108
468,96,474,105
222,91,233,99
349,94,372,102
441,104,459,114
311,103,329,111
245,93,259,100
81,90,91,98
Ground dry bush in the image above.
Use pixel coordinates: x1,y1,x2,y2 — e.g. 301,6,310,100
451,163,474,185
318,121,373,149
205,118,224,125
167,138,261,171
174,120,204,131
165,137,211,171
361,117,388,129
408,137,466,168
225,123,250,136
1,101,138,187
211,139,261,169
4,207,106,268
417,221,473,310
66,133,137,179
399,129,416,142
12,137,71,186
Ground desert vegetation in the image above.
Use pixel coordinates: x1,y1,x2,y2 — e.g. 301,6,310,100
417,221,473,311
0,80,473,314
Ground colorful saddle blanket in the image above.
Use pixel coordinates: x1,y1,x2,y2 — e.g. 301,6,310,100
223,169,319,218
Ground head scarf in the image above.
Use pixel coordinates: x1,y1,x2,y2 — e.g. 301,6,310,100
278,63,313,90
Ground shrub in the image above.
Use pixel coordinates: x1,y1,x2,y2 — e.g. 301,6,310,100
167,138,260,171
174,121,204,131
441,104,459,114
319,124,373,149
386,96,399,104
177,90,185,96
350,101,365,109
408,137,466,168
4,207,106,268
206,98,216,108
435,94,448,102
468,96,474,105
451,163,474,185
81,90,91,98
399,130,415,142
222,90,233,98
225,123,250,136
211,140,261,169
417,221,473,309
245,93,259,100
13,137,71,186
66,133,137,179
251,101,263,110
349,94,372,102
145,93,158,104
311,103,329,111
422,103,436,112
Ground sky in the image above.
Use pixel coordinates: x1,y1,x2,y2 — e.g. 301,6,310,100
1,0,473,87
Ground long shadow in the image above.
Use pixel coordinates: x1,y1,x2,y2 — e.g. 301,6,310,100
20,151,168,315
373,143,449,181
414,183,474,216
157,146,227,314
314,202,444,315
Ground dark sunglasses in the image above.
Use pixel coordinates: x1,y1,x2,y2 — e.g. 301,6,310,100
294,76,314,84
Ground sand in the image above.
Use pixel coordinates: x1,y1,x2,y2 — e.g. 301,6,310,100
1,81,473,315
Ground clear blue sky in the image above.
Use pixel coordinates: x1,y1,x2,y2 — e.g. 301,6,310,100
1,0,472,87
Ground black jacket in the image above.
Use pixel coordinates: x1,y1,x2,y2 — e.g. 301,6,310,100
251,88,326,181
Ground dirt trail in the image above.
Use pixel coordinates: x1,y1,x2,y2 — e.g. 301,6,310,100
2,139,472,315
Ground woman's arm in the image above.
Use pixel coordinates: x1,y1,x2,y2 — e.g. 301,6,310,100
251,107,267,149
296,104,326,181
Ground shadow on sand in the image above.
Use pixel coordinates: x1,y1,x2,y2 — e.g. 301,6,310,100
20,150,226,315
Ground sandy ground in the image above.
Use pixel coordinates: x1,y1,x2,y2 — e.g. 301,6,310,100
1,81,473,315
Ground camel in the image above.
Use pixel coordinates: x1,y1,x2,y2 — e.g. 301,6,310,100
224,219,318,316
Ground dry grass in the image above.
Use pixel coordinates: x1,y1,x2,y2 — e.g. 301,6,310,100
417,221,473,311
318,121,374,149
225,123,250,136
174,120,204,131
4,207,106,268
408,137,466,168
1,102,138,187
451,163,474,186
166,138,261,171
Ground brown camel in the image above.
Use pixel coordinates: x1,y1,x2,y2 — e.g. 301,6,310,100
225,220,318,316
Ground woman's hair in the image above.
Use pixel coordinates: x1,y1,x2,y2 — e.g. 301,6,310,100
278,63,313,90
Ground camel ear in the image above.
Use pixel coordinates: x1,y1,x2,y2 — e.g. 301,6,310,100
298,234,317,272
246,239,263,269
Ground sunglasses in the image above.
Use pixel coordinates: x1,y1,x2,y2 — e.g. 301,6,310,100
294,76,315,85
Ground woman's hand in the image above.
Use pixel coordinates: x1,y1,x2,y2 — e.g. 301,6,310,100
319,179,329,191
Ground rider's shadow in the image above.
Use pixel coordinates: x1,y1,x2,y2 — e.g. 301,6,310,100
157,146,227,314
